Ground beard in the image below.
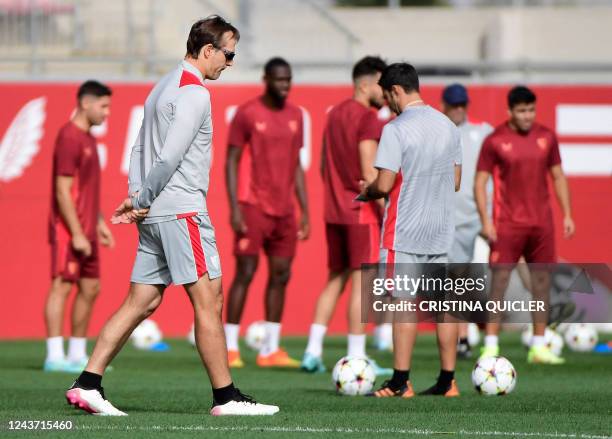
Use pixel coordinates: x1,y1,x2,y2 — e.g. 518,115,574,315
369,97,384,110
515,120,533,133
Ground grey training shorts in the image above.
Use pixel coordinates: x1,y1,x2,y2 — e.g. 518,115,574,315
449,219,481,264
131,213,221,286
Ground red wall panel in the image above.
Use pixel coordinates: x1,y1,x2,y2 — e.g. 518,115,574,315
0,83,610,338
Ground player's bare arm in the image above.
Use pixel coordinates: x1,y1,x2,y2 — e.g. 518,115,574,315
55,175,91,257
361,168,397,200
358,139,379,184
474,170,496,242
295,162,310,240
549,164,575,238
96,213,115,248
225,144,247,233
454,164,462,192
359,138,385,211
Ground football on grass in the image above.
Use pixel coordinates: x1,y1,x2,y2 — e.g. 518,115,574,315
521,325,564,356
332,356,376,396
245,321,267,351
564,324,598,352
472,356,517,396
130,319,162,350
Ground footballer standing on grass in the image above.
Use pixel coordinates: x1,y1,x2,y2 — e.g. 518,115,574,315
360,63,463,398
441,84,493,359
64,15,279,416
45,81,115,373
224,57,309,369
476,86,575,364
301,56,392,375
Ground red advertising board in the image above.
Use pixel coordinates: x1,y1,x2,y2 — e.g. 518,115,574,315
0,83,610,338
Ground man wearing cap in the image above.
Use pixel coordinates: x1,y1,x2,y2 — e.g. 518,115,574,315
441,84,493,359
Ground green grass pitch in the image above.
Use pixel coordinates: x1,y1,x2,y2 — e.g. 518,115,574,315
0,334,610,438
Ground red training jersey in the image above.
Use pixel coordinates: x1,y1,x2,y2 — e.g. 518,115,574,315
49,122,101,243
228,97,303,217
476,122,562,226
322,99,385,224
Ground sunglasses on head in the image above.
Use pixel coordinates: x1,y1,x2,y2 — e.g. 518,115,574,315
213,45,236,62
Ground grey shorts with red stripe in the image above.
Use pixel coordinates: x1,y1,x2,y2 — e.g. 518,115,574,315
131,213,221,286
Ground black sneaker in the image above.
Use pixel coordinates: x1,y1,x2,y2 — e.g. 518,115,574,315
418,380,460,397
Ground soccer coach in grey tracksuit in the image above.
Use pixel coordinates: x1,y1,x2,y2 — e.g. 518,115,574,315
65,16,279,417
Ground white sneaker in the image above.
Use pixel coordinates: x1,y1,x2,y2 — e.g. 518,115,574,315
210,391,279,416
65,386,127,416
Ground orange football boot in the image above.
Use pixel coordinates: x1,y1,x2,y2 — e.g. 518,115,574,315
419,379,460,397
371,380,415,398
227,350,244,368
256,348,300,368
444,380,460,397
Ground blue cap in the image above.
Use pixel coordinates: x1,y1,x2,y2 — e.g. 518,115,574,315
442,83,469,106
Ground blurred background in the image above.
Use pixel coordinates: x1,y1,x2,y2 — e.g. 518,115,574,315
3,0,612,81
0,0,610,338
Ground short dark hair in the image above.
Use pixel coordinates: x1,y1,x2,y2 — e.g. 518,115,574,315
508,85,536,109
378,63,419,93
264,57,291,76
77,80,111,101
352,56,387,81
186,15,240,58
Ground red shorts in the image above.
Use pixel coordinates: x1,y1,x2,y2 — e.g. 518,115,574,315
50,239,100,281
490,223,556,265
234,203,297,258
326,223,380,272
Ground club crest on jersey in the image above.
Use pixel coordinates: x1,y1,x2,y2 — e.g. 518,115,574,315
238,238,250,251
83,147,93,157
537,137,548,150
288,120,298,133
68,262,79,275
255,122,267,132
501,142,513,152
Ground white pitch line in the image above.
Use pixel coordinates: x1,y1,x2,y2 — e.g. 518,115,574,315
76,424,612,438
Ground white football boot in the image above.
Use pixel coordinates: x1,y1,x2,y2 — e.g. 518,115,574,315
210,390,279,416
65,386,127,416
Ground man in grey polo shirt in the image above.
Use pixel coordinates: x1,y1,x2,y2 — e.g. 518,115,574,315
360,63,462,398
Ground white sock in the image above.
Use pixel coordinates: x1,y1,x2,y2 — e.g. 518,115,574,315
347,334,366,358
224,324,240,352
67,337,87,363
305,323,327,357
373,325,382,341
375,323,392,342
261,322,281,356
531,335,546,348
484,335,499,348
46,336,64,362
